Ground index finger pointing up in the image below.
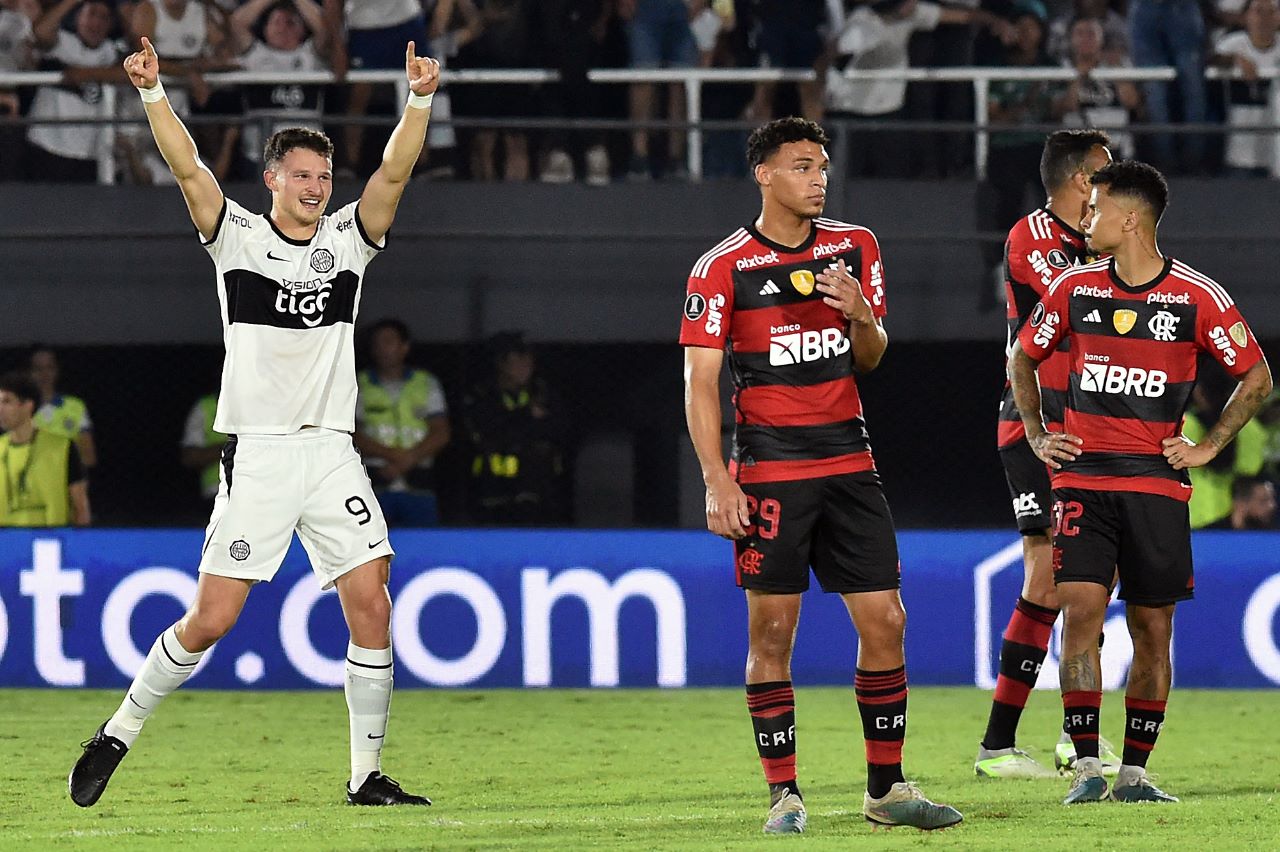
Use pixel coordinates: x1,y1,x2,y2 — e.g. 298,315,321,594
406,41,416,69
142,36,157,57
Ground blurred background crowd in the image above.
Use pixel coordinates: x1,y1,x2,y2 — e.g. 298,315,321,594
0,0,1278,185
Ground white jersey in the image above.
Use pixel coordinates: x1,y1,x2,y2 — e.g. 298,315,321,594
204,198,384,435
345,0,421,30
27,31,117,160
147,0,207,60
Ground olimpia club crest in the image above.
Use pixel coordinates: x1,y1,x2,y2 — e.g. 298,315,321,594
310,248,334,273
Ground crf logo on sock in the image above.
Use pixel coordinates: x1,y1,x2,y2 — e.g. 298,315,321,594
1020,659,1043,674
758,726,795,747
874,713,906,729
1129,718,1164,733
1066,712,1097,727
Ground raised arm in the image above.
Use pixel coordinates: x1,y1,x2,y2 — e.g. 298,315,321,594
229,0,275,55
32,0,78,51
684,346,750,539
357,42,440,245
293,0,331,56
123,37,225,241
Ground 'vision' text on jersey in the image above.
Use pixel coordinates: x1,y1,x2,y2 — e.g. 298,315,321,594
679,219,887,483
204,198,383,434
1019,257,1262,500
998,206,1093,449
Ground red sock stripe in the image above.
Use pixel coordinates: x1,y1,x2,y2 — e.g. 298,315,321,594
993,677,1032,707
855,670,907,687
865,741,903,764
749,706,794,720
1015,597,1060,626
1062,690,1102,709
1122,737,1155,752
746,687,795,706
761,755,796,784
1004,608,1054,648
1071,733,1099,741
856,688,908,706
1125,697,1167,713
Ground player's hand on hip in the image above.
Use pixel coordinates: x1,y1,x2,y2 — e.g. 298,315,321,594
706,476,751,540
816,259,873,326
405,42,441,96
124,36,160,89
1029,430,1082,469
1162,435,1214,470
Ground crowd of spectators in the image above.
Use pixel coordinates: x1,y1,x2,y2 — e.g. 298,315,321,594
0,0,1276,184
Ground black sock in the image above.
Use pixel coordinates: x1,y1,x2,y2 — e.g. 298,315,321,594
747,681,799,798
982,597,1057,750
1122,698,1166,769
855,667,908,799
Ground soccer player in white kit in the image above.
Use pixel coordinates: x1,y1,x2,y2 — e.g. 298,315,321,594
69,36,439,808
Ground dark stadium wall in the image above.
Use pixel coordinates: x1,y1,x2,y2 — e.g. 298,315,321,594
2,179,1277,346
2,339,1274,530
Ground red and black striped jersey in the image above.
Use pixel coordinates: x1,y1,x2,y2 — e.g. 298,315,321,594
997,206,1094,449
1018,256,1262,501
679,218,886,484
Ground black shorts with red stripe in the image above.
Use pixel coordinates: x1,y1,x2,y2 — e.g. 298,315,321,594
1051,487,1193,606
733,471,900,594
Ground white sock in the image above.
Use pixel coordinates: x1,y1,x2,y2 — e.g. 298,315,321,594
345,642,393,791
104,624,203,748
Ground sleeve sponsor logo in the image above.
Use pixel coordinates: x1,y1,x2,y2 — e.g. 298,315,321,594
704,294,726,336
1209,325,1239,366
683,293,707,321
1229,321,1249,348
228,211,250,228
868,260,884,306
336,218,354,232
1080,363,1167,397
1032,309,1059,349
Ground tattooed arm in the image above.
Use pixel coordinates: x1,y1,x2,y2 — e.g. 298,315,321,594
1008,340,1082,469
1163,358,1273,470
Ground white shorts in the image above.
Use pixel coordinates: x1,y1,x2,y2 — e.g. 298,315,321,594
199,428,394,589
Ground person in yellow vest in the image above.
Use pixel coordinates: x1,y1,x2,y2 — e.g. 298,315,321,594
179,390,226,502
1183,374,1267,528
30,345,97,469
461,331,569,526
0,372,91,527
354,319,450,526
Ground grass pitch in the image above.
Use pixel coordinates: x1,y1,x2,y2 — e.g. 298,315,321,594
3,687,1278,850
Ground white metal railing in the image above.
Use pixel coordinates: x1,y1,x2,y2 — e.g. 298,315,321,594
2,65,1276,181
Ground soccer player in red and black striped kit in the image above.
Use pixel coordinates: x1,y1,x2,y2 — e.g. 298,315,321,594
976,130,1118,779
681,117,962,834
1010,160,1272,804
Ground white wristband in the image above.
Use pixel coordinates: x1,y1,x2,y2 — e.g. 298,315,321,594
407,91,434,110
138,81,166,103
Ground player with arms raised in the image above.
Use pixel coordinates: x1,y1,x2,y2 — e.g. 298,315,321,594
1009,161,1272,804
682,117,962,834
69,37,440,808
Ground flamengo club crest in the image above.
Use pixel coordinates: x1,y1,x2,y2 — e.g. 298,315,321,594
1112,309,1137,335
